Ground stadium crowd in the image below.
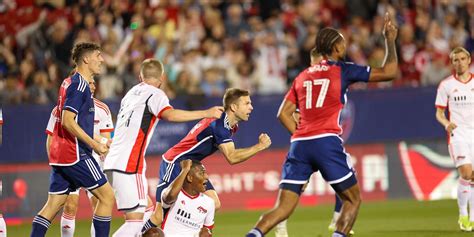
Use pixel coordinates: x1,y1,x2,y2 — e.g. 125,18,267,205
0,0,473,105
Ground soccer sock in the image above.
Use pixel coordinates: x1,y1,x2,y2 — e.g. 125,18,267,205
60,212,76,237
330,211,341,227
141,219,158,234
113,220,143,237
458,178,470,217
246,228,263,237
0,214,6,237
90,222,95,237
332,231,346,237
92,215,111,237
31,215,51,237
275,219,288,236
143,205,154,222
470,182,474,222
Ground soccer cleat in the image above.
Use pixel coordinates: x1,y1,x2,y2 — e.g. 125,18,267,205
458,216,472,231
328,224,355,236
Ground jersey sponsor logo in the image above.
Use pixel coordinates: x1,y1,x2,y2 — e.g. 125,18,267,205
177,208,191,219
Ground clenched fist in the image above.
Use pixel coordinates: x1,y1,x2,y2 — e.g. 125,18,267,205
258,133,271,150
205,106,224,119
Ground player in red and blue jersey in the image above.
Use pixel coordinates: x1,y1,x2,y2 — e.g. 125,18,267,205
142,88,272,234
31,43,115,237
247,13,398,237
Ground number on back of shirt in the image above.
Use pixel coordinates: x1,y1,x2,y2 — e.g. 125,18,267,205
303,79,330,109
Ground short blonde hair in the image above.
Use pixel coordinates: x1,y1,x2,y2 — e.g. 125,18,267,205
449,47,471,62
140,59,164,80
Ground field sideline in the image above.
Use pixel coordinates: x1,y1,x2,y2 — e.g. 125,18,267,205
8,199,465,237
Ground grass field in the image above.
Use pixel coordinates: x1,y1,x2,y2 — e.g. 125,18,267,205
8,199,467,237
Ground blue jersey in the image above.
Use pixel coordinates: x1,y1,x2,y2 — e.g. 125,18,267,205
49,73,95,165
162,112,238,163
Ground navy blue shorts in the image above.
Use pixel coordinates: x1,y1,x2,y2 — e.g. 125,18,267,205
49,158,107,194
280,136,357,194
156,159,214,202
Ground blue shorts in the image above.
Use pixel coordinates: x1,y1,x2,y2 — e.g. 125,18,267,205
49,158,107,194
156,159,214,202
280,136,357,194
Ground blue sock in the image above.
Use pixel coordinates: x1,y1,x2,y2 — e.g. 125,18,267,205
142,219,158,234
335,194,342,212
332,231,346,237
246,228,263,237
30,215,51,237
92,215,111,237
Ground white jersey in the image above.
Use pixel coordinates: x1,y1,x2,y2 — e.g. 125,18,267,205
104,82,172,174
162,189,215,237
435,74,474,143
46,99,114,161
0,108,3,125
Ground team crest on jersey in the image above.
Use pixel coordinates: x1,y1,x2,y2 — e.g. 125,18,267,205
89,107,95,112
197,206,207,214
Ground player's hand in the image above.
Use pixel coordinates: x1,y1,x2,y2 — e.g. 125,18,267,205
257,133,271,150
446,122,457,134
292,111,300,124
93,142,109,156
205,106,224,119
199,227,212,237
382,12,398,42
180,159,193,172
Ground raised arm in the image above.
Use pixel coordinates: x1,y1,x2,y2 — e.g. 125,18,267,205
160,106,224,122
277,99,298,134
162,160,192,205
369,12,398,82
218,134,271,165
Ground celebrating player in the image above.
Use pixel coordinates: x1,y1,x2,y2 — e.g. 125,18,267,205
247,12,398,237
45,79,113,237
31,42,115,237
103,58,223,237
142,88,271,234
435,46,474,231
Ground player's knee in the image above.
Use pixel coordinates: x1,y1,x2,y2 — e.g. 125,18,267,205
63,200,79,215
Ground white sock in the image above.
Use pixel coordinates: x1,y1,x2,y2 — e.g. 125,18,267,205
458,178,470,217
330,211,341,226
275,219,288,237
470,182,474,222
61,213,76,237
0,214,6,237
90,222,95,237
112,220,143,237
143,205,154,222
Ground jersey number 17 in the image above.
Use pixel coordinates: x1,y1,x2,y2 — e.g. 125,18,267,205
303,79,330,109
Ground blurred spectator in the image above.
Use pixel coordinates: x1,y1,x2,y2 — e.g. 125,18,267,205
421,52,450,86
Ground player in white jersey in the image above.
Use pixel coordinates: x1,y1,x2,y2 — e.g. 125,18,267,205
103,58,223,237
435,47,474,231
45,80,114,237
156,159,214,237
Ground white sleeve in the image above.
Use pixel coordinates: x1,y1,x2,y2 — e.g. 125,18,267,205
203,199,215,229
160,186,174,209
148,90,172,118
97,105,114,133
45,107,57,134
435,82,448,108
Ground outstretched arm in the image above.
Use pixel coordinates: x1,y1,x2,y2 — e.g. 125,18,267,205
162,160,192,205
369,12,398,82
218,134,271,165
161,106,224,122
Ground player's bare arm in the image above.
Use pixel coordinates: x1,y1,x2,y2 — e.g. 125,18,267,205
277,99,298,135
435,107,457,134
62,110,108,155
218,133,271,165
161,106,224,122
162,160,192,205
369,12,398,82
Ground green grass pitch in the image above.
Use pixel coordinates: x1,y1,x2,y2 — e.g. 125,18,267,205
8,199,467,236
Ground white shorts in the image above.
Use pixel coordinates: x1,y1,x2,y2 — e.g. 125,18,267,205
110,171,148,212
449,142,474,168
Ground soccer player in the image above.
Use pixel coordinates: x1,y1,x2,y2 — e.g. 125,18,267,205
103,58,224,237
435,46,474,231
247,12,398,237
45,79,114,237
30,42,115,237
159,159,215,237
141,88,272,234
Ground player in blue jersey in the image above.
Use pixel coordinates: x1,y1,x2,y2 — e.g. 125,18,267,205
30,43,115,237
141,88,272,234
247,13,398,237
